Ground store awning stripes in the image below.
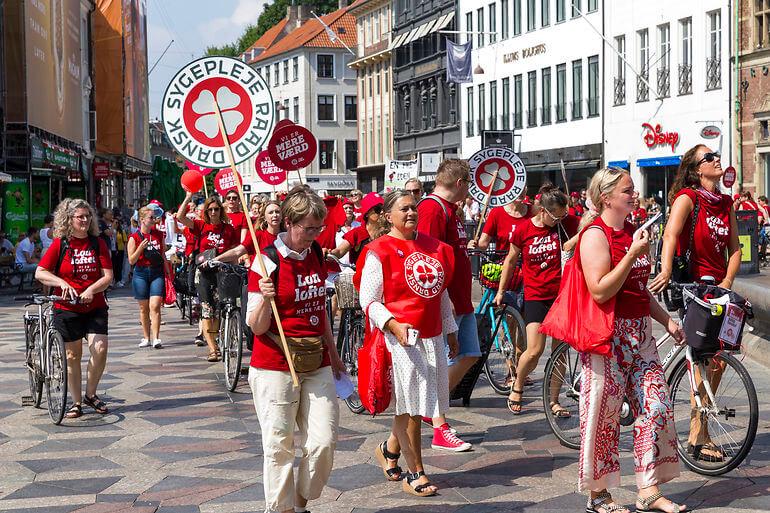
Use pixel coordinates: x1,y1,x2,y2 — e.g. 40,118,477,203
389,12,455,51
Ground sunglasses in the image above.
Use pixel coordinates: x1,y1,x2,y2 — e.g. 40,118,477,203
370,205,383,214
225,196,238,201
208,207,221,212
697,152,720,165
406,188,422,195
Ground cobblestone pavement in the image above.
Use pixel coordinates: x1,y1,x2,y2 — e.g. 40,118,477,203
0,289,769,513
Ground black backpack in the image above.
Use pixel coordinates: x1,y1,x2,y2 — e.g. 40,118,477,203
54,236,102,275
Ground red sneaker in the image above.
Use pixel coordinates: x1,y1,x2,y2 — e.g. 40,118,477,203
431,424,471,452
421,417,456,433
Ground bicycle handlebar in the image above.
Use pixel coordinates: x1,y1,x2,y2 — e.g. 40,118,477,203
15,295,65,304
325,253,356,270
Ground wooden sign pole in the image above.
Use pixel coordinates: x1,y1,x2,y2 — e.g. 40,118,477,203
473,169,500,243
560,159,569,196
212,100,299,387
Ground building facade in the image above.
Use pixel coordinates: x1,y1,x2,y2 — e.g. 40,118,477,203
604,0,732,208
240,4,358,195
459,0,603,192
392,0,460,175
348,0,393,192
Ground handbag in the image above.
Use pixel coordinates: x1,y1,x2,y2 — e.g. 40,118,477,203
139,231,164,268
357,305,393,415
266,332,324,373
164,268,176,306
540,225,615,357
664,195,700,311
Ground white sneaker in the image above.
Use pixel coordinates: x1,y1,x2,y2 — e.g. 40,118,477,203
115,281,124,288
138,338,151,348
152,339,162,349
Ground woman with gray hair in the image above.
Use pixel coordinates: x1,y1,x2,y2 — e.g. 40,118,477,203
36,198,114,419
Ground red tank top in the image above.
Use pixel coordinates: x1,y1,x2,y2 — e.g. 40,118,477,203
130,229,164,267
356,233,455,338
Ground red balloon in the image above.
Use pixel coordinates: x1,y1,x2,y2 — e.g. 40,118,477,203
181,170,204,193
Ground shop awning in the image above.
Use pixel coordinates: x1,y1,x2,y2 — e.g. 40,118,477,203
389,12,455,51
526,159,599,171
608,160,630,169
637,156,681,167
430,12,455,33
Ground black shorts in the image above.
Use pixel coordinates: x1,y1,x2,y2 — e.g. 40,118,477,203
523,299,555,325
53,308,109,342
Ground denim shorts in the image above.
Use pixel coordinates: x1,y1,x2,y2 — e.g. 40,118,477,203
446,312,482,366
132,265,165,300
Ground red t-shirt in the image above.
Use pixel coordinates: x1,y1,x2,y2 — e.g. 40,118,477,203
183,227,196,257
227,211,248,240
242,230,278,255
248,246,330,371
129,229,164,267
417,195,473,315
675,188,732,283
482,206,533,253
509,218,577,301
342,225,371,266
39,236,113,313
191,220,238,255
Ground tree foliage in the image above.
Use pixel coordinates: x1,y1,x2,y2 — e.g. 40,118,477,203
205,0,340,57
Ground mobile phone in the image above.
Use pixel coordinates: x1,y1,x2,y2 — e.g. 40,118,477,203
407,328,419,346
634,212,662,237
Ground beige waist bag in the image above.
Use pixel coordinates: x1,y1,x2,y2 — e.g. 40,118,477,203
266,332,324,373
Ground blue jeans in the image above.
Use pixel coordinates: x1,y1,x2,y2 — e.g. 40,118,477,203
132,266,165,300
446,312,482,366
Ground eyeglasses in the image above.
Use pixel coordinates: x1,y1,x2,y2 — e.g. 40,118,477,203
371,205,383,214
544,207,568,222
207,207,221,212
406,188,422,195
294,223,325,234
697,152,721,165
73,214,92,221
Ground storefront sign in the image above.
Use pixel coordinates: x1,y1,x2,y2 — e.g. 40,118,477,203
305,174,357,190
503,43,547,63
467,147,527,208
42,141,78,169
385,159,419,192
267,124,317,171
420,152,441,177
162,56,275,168
93,162,110,179
642,123,679,152
723,166,736,188
701,125,721,139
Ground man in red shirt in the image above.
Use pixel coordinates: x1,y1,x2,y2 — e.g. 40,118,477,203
416,158,477,452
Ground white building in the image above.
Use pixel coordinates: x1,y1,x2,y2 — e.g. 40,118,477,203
603,0,731,208
238,4,359,195
459,0,604,192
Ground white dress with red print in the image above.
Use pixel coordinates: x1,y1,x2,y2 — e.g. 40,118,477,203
358,251,457,418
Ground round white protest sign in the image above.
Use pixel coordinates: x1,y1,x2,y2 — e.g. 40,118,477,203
162,56,274,169
467,147,527,208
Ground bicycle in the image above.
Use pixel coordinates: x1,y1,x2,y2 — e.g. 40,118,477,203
326,254,365,414
468,249,527,395
542,282,758,476
209,260,247,392
19,294,69,425
173,257,200,326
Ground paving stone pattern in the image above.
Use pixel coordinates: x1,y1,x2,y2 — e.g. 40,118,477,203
0,289,769,512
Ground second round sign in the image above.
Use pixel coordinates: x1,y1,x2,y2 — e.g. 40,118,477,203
268,124,317,172
467,147,527,208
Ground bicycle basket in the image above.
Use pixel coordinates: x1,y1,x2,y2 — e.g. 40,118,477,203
479,262,503,289
216,265,246,300
173,264,190,295
335,272,360,310
682,284,753,355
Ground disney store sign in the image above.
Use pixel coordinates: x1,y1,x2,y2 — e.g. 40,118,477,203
642,123,680,152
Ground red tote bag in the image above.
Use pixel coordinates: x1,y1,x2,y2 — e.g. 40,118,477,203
164,268,177,306
540,228,615,357
357,305,393,415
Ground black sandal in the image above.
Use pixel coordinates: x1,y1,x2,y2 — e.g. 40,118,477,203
65,403,83,419
402,470,437,497
550,402,571,418
83,394,109,414
507,388,524,415
687,443,724,462
375,440,403,481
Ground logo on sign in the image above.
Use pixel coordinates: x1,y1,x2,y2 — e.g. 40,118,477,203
642,123,679,152
255,150,287,186
723,166,736,188
701,125,721,139
404,252,445,299
162,56,274,168
214,168,243,196
467,148,527,208
268,124,318,171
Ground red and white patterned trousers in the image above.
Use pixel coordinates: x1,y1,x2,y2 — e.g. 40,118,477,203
578,316,680,492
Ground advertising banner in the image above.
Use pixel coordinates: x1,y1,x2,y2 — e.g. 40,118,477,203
30,179,50,228
3,178,30,240
123,0,150,162
25,0,83,143
384,159,418,193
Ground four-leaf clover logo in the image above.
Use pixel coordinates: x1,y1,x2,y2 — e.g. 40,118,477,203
191,86,245,139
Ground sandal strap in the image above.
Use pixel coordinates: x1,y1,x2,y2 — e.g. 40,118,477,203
413,482,434,494
638,492,664,509
381,441,401,461
385,466,402,477
406,470,426,483
589,492,613,507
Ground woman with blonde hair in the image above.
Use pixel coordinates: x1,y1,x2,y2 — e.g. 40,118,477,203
36,199,113,419
578,167,688,513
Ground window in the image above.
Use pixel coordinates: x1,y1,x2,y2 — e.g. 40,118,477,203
588,55,599,116
490,80,498,129
293,97,299,123
274,63,279,86
614,35,626,105
572,59,583,118
467,86,475,136
345,140,357,171
679,17,693,95
283,99,289,119
466,12,474,44
756,1,770,48
373,11,380,42
572,0,581,17
382,7,389,39
477,8,486,47
637,29,649,102
588,0,597,12
274,101,280,124
317,54,334,78
292,56,299,81
344,96,357,121
501,0,509,39
514,74,523,128
707,10,722,90
541,0,550,27
658,24,670,97
502,77,510,129
489,4,497,44
541,67,551,124
527,0,536,31
556,0,565,22
375,114,381,161
527,71,537,127
556,63,566,121
513,0,522,36
384,66,389,92
319,140,335,170
282,60,289,84
376,64,381,94
478,84,486,132
317,95,335,121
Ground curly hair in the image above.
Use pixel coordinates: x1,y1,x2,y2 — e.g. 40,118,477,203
668,144,707,205
52,198,99,239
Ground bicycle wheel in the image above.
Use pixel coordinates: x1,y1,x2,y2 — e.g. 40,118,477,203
337,310,365,414
484,305,525,395
668,352,758,476
221,309,244,392
24,316,43,407
541,342,582,450
45,330,68,425
176,292,186,320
